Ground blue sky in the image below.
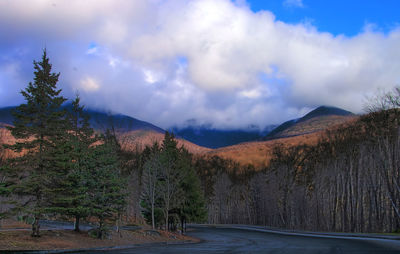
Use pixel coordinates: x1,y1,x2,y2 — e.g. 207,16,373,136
0,0,399,129
247,0,400,36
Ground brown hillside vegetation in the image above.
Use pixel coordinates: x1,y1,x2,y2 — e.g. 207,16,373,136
0,126,211,159
208,133,320,169
273,115,356,138
0,123,19,159
209,115,358,169
108,130,211,154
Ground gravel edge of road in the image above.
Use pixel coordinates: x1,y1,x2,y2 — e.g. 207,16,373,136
7,224,400,253
201,224,400,241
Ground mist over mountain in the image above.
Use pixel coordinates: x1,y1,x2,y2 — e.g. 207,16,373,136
1,105,354,149
170,124,276,149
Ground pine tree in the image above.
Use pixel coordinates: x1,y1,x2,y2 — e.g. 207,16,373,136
5,49,67,237
46,94,97,231
158,132,189,231
88,130,127,239
177,148,207,232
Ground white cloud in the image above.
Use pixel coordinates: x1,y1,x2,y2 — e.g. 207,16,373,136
239,89,262,99
283,0,304,8
143,69,159,84
79,77,100,92
0,0,399,129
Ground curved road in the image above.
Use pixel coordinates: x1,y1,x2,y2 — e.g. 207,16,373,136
74,225,400,254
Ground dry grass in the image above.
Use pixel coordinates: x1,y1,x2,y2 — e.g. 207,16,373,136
0,226,197,251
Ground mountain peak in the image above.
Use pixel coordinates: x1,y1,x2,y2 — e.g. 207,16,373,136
265,105,354,140
300,105,354,123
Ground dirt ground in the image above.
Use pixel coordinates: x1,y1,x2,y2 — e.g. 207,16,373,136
0,220,198,251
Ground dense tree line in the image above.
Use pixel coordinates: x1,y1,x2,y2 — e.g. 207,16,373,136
198,104,400,233
139,133,207,231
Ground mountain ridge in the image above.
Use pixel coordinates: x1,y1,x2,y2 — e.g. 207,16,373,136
265,106,354,140
0,105,164,134
170,125,276,149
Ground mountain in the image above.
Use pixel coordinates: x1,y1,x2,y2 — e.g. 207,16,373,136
119,130,211,154
0,107,15,126
265,106,354,140
209,132,322,168
170,125,275,149
0,105,164,134
0,105,209,155
209,106,357,168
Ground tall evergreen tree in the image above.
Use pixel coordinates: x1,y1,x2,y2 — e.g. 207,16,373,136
46,94,97,231
159,132,185,231
177,148,207,232
88,130,127,239
6,49,66,237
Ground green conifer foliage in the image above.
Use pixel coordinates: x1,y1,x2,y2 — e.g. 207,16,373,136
177,148,207,232
0,163,15,222
88,130,127,239
46,94,97,232
6,49,66,237
146,132,207,232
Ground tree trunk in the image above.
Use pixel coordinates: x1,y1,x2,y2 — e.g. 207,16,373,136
165,210,169,232
180,216,184,234
31,216,40,237
99,218,104,239
74,215,80,232
151,202,155,230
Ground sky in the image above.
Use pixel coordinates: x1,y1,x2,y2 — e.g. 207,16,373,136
0,0,399,130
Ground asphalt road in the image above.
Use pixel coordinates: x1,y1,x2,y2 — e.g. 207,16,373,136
74,225,400,254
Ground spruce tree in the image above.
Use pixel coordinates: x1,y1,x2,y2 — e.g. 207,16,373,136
177,148,207,232
140,132,207,232
159,132,183,231
46,94,97,231
6,49,66,237
88,130,127,239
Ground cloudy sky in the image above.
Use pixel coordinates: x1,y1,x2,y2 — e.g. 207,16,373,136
0,0,399,130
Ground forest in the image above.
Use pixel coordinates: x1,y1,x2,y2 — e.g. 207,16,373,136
1,51,399,239
196,97,400,233
0,51,206,238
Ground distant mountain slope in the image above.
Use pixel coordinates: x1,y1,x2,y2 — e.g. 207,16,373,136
209,132,322,168
120,130,211,154
0,107,15,126
170,125,275,149
0,105,210,155
82,108,164,133
0,105,164,134
265,106,354,140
